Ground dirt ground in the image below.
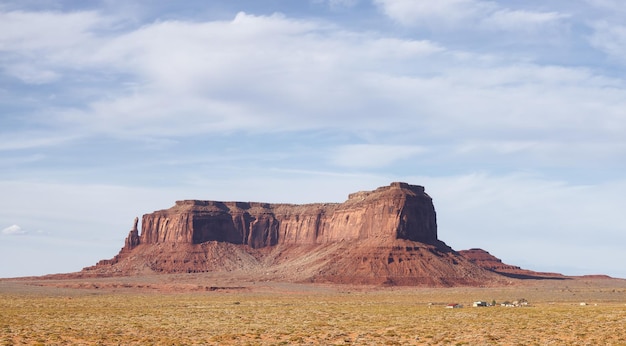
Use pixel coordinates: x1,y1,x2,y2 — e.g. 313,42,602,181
1,274,625,345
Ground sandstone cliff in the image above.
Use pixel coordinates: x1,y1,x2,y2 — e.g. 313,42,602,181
136,182,437,248
84,182,511,286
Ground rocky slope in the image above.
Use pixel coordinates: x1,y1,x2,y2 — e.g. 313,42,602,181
458,248,566,279
83,182,543,286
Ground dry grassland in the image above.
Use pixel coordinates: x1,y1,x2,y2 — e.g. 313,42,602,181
1,279,626,345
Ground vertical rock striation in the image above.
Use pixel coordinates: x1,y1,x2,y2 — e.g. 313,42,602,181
136,182,437,248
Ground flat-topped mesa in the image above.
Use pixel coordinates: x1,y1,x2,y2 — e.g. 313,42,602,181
136,182,437,249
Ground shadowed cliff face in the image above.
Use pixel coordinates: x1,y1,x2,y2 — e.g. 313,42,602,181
137,182,437,248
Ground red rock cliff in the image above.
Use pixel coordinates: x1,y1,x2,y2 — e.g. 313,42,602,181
84,182,519,286
136,182,437,249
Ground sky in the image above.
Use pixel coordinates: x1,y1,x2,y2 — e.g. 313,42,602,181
1,0,625,279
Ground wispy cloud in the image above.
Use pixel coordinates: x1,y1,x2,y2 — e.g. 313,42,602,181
331,144,427,168
0,132,79,151
585,0,626,14
313,0,360,10
373,0,569,32
2,63,59,84
0,8,620,158
589,21,626,62
373,0,492,28
482,9,570,33
0,10,103,52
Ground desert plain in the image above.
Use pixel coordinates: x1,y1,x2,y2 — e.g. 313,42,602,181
2,183,625,345
1,273,625,345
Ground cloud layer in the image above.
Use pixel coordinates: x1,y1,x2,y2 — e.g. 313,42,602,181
1,6,624,166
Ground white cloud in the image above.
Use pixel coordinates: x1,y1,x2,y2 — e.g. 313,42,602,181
18,12,442,137
2,63,59,84
0,132,79,151
0,10,103,52
14,29,626,176
589,21,626,62
2,224,26,235
331,144,426,168
0,10,113,84
585,0,626,14
374,0,568,33
0,9,624,169
373,0,490,27
482,9,569,33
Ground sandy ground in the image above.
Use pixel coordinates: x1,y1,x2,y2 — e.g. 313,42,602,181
2,274,626,345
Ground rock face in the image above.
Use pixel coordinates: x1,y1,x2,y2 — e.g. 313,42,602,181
458,248,565,279
126,217,140,250
93,217,140,267
457,248,523,272
83,182,517,286
137,182,437,248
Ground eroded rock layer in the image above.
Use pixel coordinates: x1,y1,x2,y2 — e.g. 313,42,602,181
83,182,517,286
138,182,437,248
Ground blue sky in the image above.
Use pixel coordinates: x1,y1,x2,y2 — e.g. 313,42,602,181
2,0,626,278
